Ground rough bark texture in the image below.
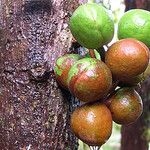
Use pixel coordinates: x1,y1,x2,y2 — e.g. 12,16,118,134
0,0,87,149
121,1,150,150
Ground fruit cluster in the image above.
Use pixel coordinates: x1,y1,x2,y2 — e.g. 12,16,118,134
54,2,150,148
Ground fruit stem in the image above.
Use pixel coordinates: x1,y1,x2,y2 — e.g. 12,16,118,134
89,146,101,150
89,49,96,58
88,49,101,60
96,47,106,62
104,80,120,101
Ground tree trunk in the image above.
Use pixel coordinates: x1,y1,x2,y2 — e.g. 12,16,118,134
0,0,87,149
125,0,150,11
121,1,150,150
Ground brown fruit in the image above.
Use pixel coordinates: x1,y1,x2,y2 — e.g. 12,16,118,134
71,102,112,146
143,59,150,79
67,58,112,102
119,60,150,86
119,75,143,87
108,87,143,125
105,38,149,79
54,54,80,89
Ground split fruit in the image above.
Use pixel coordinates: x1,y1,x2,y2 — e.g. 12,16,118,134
67,58,112,102
71,102,112,146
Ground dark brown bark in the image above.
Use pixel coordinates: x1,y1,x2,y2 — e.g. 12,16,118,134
0,0,87,149
125,0,150,11
121,1,150,150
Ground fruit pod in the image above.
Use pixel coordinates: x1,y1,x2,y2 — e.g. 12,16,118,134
67,58,112,102
108,87,143,125
69,3,114,49
71,102,113,146
54,54,80,89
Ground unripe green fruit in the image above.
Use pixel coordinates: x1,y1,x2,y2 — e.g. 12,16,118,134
67,58,112,102
70,3,114,49
54,54,80,89
118,9,150,47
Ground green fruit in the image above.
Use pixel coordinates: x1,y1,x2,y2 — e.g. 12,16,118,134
70,3,114,49
118,9,150,47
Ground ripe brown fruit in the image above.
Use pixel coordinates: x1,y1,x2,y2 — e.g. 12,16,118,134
118,75,142,87
71,102,112,146
108,87,143,125
119,60,150,87
67,58,112,102
105,38,149,79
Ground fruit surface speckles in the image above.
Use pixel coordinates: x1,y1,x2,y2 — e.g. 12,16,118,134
54,54,80,89
71,103,112,146
105,38,149,79
68,58,112,102
118,9,150,47
70,3,114,49
119,60,150,86
108,87,143,125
